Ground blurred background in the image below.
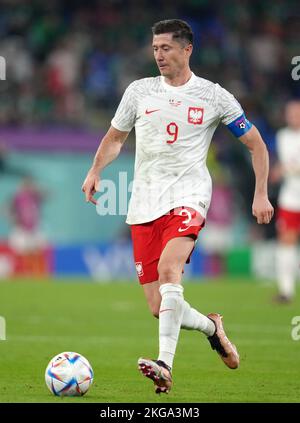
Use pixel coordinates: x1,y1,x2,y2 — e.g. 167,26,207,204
0,0,300,282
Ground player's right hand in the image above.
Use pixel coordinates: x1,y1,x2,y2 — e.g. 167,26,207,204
81,170,100,205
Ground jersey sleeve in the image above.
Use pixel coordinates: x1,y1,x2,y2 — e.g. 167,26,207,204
216,83,244,125
111,81,138,132
216,83,252,137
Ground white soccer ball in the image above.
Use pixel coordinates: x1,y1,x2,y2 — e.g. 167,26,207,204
45,352,94,396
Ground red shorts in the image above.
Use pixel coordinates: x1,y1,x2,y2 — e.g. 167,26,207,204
131,207,205,284
276,207,300,232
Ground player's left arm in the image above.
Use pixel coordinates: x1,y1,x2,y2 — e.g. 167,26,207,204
238,125,274,224
217,84,273,224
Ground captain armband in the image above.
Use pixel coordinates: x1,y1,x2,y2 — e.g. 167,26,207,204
226,113,253,137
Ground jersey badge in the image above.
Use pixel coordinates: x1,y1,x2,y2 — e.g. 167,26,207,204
188,107,204,124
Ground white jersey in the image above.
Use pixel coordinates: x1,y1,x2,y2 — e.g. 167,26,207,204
276,127,300,211
111,72,244,224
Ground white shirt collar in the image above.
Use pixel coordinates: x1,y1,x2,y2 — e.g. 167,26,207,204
161,72,196,91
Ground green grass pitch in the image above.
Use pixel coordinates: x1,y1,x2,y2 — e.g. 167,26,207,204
0,278,299,403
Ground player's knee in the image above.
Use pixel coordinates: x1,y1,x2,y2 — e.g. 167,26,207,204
157,261,180,283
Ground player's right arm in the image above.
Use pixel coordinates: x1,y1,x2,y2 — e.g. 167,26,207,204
82,80,137,204
82,126,129,205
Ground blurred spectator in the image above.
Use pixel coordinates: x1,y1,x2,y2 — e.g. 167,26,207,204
7,176,49,276
9,176,47,253
273,100,300,303
1,37,33,83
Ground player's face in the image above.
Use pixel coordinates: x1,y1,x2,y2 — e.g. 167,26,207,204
285,101,300,130
152,33,192,79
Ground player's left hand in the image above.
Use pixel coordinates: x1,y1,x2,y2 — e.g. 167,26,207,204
252,196,274,224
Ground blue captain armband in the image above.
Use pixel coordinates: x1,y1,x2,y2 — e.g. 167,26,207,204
226,113,253,137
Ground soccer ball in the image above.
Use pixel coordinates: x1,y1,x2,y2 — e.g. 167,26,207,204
45,352,94,396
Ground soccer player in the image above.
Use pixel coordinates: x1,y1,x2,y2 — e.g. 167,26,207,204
274,100,300,303
82,19,274,394
9,176,46,254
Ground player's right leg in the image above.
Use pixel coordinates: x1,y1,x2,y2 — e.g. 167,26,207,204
151,236,195,393
137,282,173,393
137,236,197,394
137,358,172,394
131,221,174,393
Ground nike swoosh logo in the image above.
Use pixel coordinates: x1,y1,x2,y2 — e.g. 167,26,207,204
145,109,160,114
159,308,174,313
178,226,190,232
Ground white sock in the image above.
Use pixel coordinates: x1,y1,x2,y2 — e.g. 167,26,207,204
276,244,298,298
158,283,185,369
181,301,215,336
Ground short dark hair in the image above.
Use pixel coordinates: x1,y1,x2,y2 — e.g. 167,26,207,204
152,19,193,45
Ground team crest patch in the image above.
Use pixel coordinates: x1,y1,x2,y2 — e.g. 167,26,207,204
188,107,204,124
135,262,144,277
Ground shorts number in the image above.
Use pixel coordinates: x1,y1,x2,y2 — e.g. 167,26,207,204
178,208,192,232
166,122,179,144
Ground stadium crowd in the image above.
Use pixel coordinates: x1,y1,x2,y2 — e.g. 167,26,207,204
0,0,299,131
